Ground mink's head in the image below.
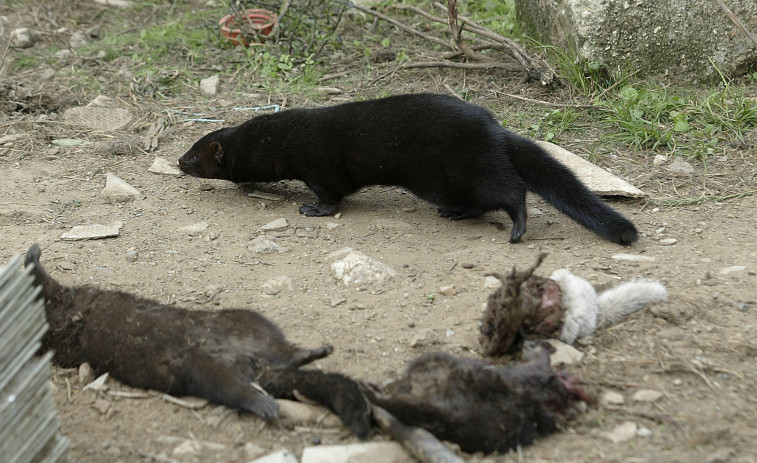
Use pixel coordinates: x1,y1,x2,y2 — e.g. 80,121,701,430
178,128,235,180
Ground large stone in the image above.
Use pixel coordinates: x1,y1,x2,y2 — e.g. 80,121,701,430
515,0,757,82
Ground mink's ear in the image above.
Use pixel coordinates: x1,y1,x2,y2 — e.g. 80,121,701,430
209,141,223,163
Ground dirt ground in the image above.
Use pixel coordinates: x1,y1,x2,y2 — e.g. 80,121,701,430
2,2,756,462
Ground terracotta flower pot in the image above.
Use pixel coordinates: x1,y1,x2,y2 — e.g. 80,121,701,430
219,8,277,46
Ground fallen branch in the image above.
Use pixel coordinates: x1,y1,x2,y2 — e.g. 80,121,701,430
372,405,465,463
403,60,521,71
351,3,452,50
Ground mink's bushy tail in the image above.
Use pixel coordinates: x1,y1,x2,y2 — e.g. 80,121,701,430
508,137,638,245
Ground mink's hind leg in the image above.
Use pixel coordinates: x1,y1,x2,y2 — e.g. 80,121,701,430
183,353,278,420
503,203,527,243
259,368,372,438
438,206,484,220
289,345,333,367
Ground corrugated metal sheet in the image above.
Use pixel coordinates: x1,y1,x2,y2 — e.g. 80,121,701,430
0,255,69,463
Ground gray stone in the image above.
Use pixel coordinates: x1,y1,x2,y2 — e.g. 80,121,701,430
261,276,293,295
612,253,656,262
69,30,91,49
249,449,299,463
547,339,585,365
178,222,209,235
301,442,414,463
248,236,286,254
515,0,757,82
100,173,141,203
659,238,678,246
632,389,663,402
61,222,123,240
148,157,183,176
536,141,645,197
12,28,36,48
484,275,502,289
200,75,219,96
599,390,625,406
668,157,696,176
260,218,288,232
330,248,396,289
601,421,638,443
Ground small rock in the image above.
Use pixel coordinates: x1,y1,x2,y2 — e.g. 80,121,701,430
484,275,502,289
248,191,283,201
659,238,678,246
547,339,585,365
262,276,293,295
632,389,663,402
69,30,92,48
636,426,652,438
0,134,24,145
79,362,95,385
612,253,656,262
276,399,341,428
100,173,142,203
599,390,625,406
330,248,396,288
601,421,638,443
172,440,202,456
718,265,745,275
301,442,414,463
249,449,299,463
248,236,285,254
330,296,346,307
334,212,342,219
244,443,267,460
260,218,289,232
200,75,220,96
439,285,456,296
409,329,434,348
83,373,109,392
125,250,138,262
148,157,183,176
61,222,123,240
325,222,340,229
54,49,72,61
652,154,667,166
198,182,215,191
92,397,111,415
178,222,209,235
668,157,695,176
12,27,37,48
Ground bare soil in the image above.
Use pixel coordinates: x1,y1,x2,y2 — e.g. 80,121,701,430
1,2,756,462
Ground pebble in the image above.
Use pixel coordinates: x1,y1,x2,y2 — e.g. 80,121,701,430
330,248,396,288
547,339,584,365
260,218,288,232
301,442,414,463
200,75,219,96
261,276,293,295
148,157,183,176
659,238,678,246
632,389,663,402
718,265,745,275
69,30,91,48
652,154,667,165
612,253,656,262
100,173,142,203
12,27,37,48
125,250,138,262
668,157,695,176
61,222,123,240
601,421,638,443
248,236,285,254
484,275,502,289
599,390,625,406
177,222,209,235
636,426,652,438
439,284,456,296
249,449,299,463
78,363,95,385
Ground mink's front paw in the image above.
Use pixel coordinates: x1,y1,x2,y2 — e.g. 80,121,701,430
299,202,337,217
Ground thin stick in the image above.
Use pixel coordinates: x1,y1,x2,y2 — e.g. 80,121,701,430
500,91,595,109
403,60,521,71
352,3,453,50
714,0,757,46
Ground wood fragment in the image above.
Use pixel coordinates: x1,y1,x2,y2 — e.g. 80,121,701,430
372,405,465,463
351,3,452,50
